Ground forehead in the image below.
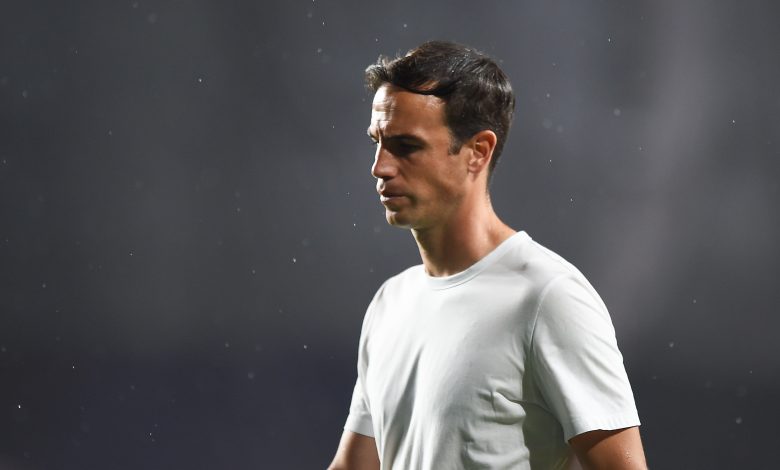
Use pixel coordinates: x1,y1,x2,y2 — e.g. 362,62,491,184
369,85,447,135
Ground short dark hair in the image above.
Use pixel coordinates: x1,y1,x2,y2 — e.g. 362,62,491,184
365,40,515,176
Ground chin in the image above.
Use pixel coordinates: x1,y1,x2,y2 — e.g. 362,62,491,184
385,210,415,229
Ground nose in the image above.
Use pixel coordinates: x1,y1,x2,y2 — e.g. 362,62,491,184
371,145,397,180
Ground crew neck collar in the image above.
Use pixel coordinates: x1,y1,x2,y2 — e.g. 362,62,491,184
422,231,530,290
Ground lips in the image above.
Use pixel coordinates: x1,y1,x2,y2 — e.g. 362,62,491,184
378,188,406,204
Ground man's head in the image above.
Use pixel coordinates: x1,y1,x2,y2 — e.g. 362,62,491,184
365,41,515,177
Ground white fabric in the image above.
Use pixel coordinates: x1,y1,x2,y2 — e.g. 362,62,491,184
344,231,640,469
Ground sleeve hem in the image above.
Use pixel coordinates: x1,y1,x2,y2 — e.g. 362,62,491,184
563,411,641,442
344,414,374,438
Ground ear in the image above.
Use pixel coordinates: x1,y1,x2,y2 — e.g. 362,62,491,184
466,130,498,175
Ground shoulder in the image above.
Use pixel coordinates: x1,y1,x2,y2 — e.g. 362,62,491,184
496,233,610,332
374,264,425,299
515,233,588,283
495,232,595,300
360,264,425,326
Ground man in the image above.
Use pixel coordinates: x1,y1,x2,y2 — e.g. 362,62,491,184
329,41,646,470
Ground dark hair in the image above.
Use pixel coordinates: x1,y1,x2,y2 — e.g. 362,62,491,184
365,40,515,176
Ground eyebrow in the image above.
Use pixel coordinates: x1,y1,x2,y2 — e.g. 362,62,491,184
366,128,425,145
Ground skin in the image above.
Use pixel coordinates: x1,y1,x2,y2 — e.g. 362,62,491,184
367,84,515,276
569,427,648,470
327,84,647,470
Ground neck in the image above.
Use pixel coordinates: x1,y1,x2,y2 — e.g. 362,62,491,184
412,195,515,277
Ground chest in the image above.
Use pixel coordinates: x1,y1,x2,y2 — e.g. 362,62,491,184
363,288,536,426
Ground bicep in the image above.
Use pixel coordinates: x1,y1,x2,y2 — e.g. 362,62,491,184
531,276,641,440
569,426,647,470
328,430,380,470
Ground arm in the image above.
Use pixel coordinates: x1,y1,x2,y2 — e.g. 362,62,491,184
569,426,647,470
327,430,380,470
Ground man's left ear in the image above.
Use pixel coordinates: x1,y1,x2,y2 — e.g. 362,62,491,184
467,130,498,175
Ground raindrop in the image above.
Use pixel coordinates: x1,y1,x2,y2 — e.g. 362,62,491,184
668,341,675,348
303,344,308,350
224,342,230,348
403,23,408,28
735,416,742,424
21,90,28,99
292,257,297,263
129,251,134,256
42,282,47,288
147,12,158,24
613,108,621,117
247,371,256,380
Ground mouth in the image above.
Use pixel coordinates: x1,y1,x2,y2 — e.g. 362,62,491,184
378,187,406,203
379,195,404,204
380,194,404,203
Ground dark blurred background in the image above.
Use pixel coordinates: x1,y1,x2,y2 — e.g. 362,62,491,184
1,0,778,468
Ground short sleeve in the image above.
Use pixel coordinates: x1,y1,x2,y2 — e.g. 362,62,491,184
344,377,374,437
530,275,641,441
343,282,388,438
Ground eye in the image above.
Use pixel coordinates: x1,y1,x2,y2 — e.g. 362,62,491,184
390,142,420,157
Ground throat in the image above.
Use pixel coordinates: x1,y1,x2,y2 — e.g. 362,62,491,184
413,216,515,277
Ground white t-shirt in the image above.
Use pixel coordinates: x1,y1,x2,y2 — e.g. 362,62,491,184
344,231,640,469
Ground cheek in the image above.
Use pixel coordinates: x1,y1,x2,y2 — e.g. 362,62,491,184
432,163,468,196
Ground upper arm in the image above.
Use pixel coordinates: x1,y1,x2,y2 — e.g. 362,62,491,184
327,430,380,470
531,275,641,440
569,426,647,470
